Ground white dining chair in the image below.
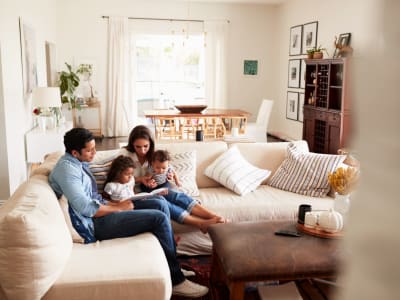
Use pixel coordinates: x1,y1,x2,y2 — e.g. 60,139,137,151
245,99,273,142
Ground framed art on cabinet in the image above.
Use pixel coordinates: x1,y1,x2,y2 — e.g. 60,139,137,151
288,59,301,88
286,91,299,121
19,17,38,98
298,93,305,122
302,21,318,54
289,25,302,56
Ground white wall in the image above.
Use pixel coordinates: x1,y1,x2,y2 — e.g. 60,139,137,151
272,0,379,140
55,0,279,124
0,0,57,199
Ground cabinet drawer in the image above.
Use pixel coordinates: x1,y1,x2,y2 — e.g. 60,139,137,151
328,113,341,126
315,110,326,120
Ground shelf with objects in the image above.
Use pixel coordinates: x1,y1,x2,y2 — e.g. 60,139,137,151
302,58,351,154
72,101,103,139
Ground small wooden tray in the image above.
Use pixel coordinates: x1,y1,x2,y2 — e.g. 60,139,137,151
296,223,344,239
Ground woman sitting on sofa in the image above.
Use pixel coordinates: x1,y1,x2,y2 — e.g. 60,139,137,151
119,125,225,233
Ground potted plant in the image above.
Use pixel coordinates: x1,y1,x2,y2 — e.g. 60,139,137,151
76,63,97,104
59,63,80,109
313,45,328,59
306,48,315,59
307,46,328,59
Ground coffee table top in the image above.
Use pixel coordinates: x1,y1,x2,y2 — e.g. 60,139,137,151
208,221,343,282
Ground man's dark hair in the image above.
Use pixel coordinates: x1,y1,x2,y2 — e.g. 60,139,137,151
64,128,94,154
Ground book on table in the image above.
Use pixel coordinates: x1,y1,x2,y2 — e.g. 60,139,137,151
129,187,168,200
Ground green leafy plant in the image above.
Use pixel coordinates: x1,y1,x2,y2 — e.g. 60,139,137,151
59,63,80,108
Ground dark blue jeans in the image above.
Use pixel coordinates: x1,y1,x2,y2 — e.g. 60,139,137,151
142,182,198,223
92,196,185,285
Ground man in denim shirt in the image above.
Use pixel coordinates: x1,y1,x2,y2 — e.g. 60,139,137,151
49,128,208,298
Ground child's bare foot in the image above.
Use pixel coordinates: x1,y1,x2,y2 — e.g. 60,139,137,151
214,215,228,223
199,217,221,234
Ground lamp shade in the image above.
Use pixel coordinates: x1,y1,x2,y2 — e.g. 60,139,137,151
32,87,61,108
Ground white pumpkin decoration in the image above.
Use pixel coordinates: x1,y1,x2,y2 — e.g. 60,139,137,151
319,209,344,233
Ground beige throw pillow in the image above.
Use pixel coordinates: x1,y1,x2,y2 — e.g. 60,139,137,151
167,150,200,197
268,142,346,197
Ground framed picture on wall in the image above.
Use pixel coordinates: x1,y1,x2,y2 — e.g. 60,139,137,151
302,21,318,54
19,17,38,98
286,91,299,121
289,25,302,56
300,59,306,89
288,59,301,88
298,92,305,122
45,41,57,87
243,60,258,75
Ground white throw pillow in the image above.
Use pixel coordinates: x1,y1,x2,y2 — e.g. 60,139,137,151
169,150,200,197
204,146,271,195
268,142,346,197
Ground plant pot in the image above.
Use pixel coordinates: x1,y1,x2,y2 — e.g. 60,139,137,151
313,52,323,59
307,53,314,59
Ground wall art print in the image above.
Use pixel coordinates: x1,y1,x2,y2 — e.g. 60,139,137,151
19,18,38,98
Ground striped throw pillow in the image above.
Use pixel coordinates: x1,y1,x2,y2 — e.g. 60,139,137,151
89,154,119,193
169,150,200,197
268,142,346,197
204,146,271,196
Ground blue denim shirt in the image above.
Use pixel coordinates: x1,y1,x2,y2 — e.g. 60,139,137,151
49,153,106,243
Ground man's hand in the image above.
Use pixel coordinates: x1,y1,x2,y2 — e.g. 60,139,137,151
94,200,133,217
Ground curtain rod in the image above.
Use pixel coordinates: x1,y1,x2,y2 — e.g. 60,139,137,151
101,15,229,23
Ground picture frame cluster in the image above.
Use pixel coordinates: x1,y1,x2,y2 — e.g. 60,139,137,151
287,21,317,122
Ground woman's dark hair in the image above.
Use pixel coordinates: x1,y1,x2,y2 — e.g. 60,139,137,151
64,128,94,154
126,125,155,162
152,150,171,163
104,155,135,187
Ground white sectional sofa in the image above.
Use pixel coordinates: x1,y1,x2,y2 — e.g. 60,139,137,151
0,140,336,300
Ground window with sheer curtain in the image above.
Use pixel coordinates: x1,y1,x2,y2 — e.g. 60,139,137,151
133,33,205,116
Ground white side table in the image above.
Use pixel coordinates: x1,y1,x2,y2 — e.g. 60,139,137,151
25,121,73,163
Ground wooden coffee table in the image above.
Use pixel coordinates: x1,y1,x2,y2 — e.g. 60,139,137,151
208,221,342,300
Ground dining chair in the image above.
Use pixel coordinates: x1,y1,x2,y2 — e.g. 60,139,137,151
245,99,273,142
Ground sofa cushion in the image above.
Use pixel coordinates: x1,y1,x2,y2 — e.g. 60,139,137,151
268,142,346,197
204,145,271,195
43,234,172,300
0,175,72,300
168,150,200,196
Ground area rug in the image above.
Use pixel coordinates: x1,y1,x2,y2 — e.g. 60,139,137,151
172,255,260,300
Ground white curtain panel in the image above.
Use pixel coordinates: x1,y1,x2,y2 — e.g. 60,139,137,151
106,16,133,137
204,20,229,109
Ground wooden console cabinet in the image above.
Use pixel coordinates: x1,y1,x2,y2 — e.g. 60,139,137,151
302,58,351,154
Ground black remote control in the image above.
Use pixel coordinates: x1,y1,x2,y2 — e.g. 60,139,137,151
274,229,302,237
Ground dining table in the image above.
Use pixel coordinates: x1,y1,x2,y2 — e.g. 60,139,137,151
144,108,251,140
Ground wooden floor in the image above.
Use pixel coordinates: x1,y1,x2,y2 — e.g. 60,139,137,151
95,134,285,151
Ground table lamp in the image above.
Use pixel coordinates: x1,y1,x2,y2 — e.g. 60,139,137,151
32,87,61,131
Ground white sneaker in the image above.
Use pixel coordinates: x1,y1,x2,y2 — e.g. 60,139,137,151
172,279,209,298
181,268,196,277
